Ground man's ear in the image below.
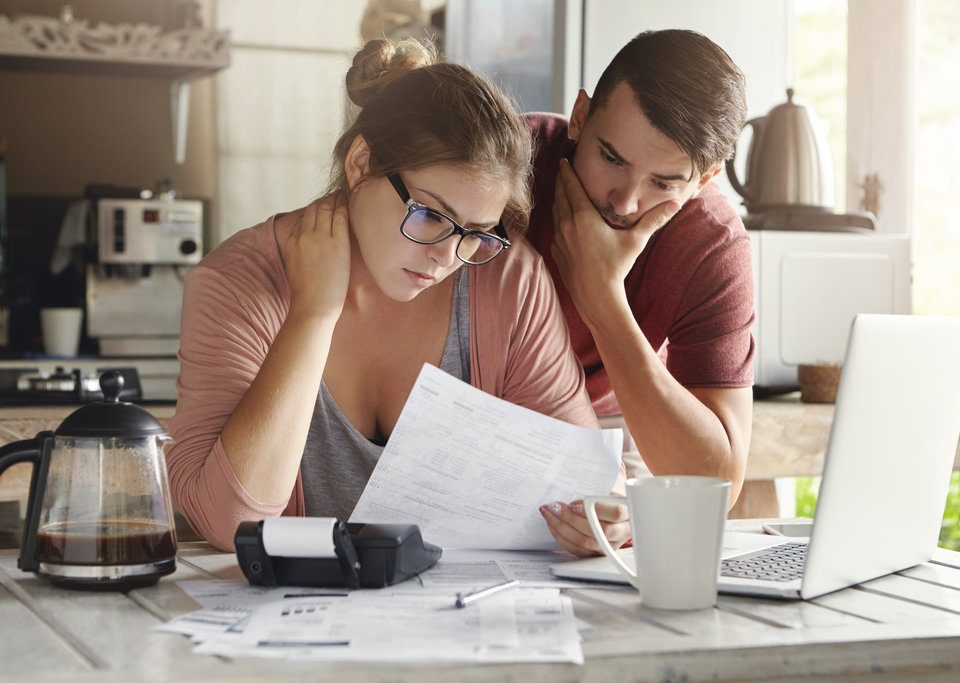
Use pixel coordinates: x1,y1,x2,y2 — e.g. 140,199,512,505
344,135,372,190
568,89,591,142
697,162,723,190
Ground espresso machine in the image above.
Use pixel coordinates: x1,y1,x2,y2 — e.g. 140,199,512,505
86,196,203,357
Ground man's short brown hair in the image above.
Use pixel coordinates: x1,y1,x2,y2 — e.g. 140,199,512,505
591,30,747,176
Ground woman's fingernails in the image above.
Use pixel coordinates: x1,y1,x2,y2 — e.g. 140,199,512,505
549,502,563,515
570,500,583,514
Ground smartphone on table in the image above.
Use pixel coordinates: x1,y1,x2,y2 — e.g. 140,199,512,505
761,520,814,537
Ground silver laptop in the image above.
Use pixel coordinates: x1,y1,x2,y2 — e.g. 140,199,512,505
552,314,960,599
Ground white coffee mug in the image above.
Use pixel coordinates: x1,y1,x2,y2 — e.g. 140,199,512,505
40,307,83,357
585,476,730,610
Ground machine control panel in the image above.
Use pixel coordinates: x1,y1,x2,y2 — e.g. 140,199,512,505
97,199,204,265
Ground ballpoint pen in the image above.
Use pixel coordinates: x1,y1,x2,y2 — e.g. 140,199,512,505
454,579,520,608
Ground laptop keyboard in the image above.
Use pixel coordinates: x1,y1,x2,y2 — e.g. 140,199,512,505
721,542,808,582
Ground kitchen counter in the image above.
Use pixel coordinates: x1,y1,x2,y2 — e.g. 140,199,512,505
747,394,960,477
0,403,175,438
735,394,960,518
2,399,957,524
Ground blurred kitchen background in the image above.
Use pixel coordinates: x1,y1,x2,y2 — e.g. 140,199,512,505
1,0,959,542
0,0,957,397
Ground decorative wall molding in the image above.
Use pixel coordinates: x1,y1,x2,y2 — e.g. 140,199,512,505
0,13,228,68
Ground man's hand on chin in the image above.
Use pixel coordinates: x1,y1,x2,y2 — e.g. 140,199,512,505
550,158,679,316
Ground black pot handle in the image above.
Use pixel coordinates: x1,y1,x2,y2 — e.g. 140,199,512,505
0,437,42,474
0,432,53,572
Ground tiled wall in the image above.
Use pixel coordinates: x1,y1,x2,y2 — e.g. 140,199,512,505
213,0,365,244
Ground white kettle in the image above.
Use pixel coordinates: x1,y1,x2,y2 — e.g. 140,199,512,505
726,88,835,213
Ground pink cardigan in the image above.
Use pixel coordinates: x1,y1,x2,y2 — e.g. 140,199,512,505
168,216,601,550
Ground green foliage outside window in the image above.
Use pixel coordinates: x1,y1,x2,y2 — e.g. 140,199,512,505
795,476,819,520
939,473,960,551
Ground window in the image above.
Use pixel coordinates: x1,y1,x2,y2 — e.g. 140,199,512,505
792,0,960,548
914,0,960,316
792,0,960,325
793,0,848,212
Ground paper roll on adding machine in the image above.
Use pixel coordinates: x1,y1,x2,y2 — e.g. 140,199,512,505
234,518,442,589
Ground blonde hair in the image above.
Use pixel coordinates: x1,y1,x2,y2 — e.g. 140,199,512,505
328,39,533,234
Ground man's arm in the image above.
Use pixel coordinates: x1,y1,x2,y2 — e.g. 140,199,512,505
550,159,750,505
585,297,750,503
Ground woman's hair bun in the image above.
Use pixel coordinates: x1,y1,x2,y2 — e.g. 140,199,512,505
345,38,439,108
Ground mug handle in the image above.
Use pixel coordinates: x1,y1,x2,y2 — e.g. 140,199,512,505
584,495,638,590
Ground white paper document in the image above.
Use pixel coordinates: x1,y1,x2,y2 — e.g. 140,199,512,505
161,579,583,664
350,363,622,549
411,548,588,589
156,580,347,640
192,589,581,664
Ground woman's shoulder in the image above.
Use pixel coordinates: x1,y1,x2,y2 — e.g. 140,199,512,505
180,214,292,352
191,214,289,298
470,237,551,327
179,215,291,336
473,236,545,291
199,215,283,274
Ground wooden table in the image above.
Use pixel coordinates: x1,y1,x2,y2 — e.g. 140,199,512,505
3,520,960,682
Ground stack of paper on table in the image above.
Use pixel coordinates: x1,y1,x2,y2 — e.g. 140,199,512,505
159,556,586,664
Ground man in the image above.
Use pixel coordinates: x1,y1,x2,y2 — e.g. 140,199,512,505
533,30,754,553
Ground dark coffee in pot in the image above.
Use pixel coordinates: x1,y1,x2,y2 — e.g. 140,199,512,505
36,520,176,565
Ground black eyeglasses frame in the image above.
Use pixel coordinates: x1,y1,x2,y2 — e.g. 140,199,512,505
386,173,511,266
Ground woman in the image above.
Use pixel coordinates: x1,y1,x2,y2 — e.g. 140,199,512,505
167,39,628,555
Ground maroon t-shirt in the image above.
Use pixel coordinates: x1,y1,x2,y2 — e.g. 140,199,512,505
524,113,755,416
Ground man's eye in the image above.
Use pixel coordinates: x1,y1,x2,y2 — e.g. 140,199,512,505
424,209,446,223
654,180,674,192
600,149,621,165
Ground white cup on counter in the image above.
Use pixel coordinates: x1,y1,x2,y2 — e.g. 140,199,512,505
584,475,730,610
40,307,83,357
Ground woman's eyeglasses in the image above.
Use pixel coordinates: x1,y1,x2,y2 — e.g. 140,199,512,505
387,173,510,265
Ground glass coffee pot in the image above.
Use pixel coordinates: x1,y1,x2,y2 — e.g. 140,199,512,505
0,371,177,589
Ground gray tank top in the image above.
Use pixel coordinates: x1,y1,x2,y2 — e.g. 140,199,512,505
301,270,470,519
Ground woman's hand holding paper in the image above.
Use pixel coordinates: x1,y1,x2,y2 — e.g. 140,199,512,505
540,499,631,557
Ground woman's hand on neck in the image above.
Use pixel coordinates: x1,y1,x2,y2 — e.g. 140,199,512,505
282,196,352,324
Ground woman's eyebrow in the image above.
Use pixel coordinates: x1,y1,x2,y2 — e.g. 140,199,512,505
413,187,500,229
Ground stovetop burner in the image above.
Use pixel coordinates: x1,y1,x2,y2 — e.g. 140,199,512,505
0,366,142,405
